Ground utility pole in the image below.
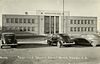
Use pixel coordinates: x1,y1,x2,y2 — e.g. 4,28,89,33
63,0,64,33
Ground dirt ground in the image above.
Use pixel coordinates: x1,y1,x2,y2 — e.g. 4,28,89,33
0,38,100,64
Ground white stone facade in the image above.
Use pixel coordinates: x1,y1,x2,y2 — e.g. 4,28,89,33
2,11,97,36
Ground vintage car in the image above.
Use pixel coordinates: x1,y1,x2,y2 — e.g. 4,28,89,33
81,34,100,47
46,34,58,46
72,38,91,46
72,34,100,47
0,32,18,48
46,34,75,48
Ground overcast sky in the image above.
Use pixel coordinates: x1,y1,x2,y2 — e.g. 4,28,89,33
0,0,100,30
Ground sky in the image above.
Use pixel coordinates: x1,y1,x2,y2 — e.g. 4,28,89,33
0,0,100,30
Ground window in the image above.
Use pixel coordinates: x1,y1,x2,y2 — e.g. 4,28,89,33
91,27,94,31
28,19,30,23
81,27,83,32
70,20,73,24
81,20,83,24
78,20,80,24
85,20,87,24
32,27,34,31
74,20,76,24
88,20,90,24
24,19,26,23
19,19,22,23
88,27,90,31
11,18,14,23
28,27,30,31
6,18,9,23
84,27,87,31
91,20,94,24
70,27,73,31
15,18,18,23
78,27,80,31
32,19,35,23
74,27,76,31
24,27,26,31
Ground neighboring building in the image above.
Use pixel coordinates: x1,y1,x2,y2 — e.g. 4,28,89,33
2,10,97,36
2,14,41,35
66,16,97,36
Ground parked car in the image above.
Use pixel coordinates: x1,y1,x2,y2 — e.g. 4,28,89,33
46,34,58,46
0,32,18,48
46,34,75,48
72,38,91,46
81,34,100,47
72,34,100,47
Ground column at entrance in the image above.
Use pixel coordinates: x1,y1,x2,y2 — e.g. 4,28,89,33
54,16,56,34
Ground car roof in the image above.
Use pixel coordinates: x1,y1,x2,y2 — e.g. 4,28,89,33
58,33,69,36
2,32,15,35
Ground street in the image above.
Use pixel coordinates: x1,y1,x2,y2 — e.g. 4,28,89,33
0,39,100,64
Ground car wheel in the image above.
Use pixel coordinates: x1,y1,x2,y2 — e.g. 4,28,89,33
91,42,96,47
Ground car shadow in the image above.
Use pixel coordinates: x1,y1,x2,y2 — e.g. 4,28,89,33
96,45,100,47
16,44,100,49
61,44,93,48
16,43,49,49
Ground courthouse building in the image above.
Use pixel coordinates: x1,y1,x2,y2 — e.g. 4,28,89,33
2,10,97,35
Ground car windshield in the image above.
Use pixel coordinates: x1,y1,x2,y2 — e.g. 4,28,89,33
59,34,70,39
4,34,15,39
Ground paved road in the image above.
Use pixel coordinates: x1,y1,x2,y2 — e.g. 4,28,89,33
0,40,100,64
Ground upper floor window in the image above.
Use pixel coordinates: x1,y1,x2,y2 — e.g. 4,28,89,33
24,19,26,23
32,19,35,23
88,20,90,24
91,20,94,24
11,18,14,23
19,19,22,23
74,20,76,24
81,20,83,24
6,18,9,23
85,20,87,24
70,20,73,24
78,20,80,24
15,18,18,23
28,19,30,23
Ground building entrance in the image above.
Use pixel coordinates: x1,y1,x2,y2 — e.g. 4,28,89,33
44,16,59,34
